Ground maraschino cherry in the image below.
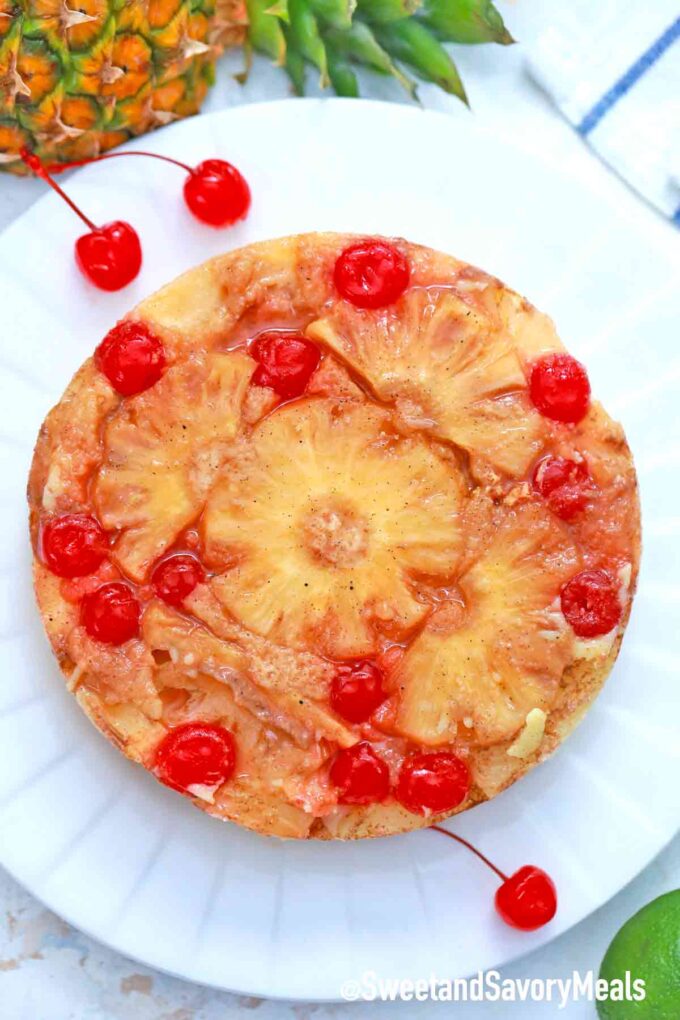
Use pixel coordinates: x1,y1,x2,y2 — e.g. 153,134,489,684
431,826,558,931
530,353,590,423
95,321,166,395
331,660,387,723
330,742,390,804
46,151,251,228
20,149,141,291
396,752,470,814
154,722,236,793
495,866,558,931
334,240,410,308
41,514,108,578
560,568,621,637
532,455,591,520
183,159,251,226
152,554,205,607
250,330,320,399
81,581,141,645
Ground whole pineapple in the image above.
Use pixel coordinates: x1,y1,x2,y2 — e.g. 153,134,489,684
0,0,511,172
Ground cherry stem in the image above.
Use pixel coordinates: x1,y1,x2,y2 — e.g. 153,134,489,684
44,150,193,176
19,148,97,231
430,824,508,882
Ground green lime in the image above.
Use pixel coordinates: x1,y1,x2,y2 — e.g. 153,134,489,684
597,889,680,1020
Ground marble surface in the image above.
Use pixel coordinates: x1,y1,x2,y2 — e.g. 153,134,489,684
1,2,677,1016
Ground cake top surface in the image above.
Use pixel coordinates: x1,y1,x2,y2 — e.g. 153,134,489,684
29,233,640,839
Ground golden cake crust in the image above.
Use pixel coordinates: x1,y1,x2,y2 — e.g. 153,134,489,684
29,233,640,839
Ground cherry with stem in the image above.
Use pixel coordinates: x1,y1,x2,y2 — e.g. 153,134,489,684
20,148,141,292
44,150,252,228
430,824,558,932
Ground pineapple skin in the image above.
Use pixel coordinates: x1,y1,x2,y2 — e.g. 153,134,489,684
0,0,246,173
28,233,641,840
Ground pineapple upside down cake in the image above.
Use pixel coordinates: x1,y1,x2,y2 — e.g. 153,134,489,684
29,233,640,839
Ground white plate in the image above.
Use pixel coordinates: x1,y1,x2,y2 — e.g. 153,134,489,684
0,99,678,1001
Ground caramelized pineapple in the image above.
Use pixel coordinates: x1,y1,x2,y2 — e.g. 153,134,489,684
394,499,580,746
143,599,355,749
204,397,465,657
93,351,253,581
308,286,561,475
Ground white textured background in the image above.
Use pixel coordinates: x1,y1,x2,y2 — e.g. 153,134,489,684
0,2,677,1017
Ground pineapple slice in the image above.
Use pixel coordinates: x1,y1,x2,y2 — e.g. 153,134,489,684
393,499,579,747
93,351,253,581
204,398,465,658
308,286,561,476
143,600,355,749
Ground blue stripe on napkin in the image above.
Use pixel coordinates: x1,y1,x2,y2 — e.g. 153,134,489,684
577,15,680,137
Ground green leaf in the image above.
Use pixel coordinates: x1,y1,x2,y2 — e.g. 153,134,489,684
308,0,356,30
247,0,287,62
265,0,290,23
326,46,360,95
288,0,330,86
283,29,308,91
327,22,417,98
374,19,468,102
419,0,514,45
356,0,422,24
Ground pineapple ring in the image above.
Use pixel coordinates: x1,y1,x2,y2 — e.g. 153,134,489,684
203,398,465,658
29,233,640,839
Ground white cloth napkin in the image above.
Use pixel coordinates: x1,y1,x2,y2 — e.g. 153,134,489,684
526,1,680,225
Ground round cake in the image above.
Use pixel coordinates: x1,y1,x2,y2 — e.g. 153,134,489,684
28,233,640,839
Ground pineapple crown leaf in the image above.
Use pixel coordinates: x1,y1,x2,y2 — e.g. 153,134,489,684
356,0,422,25
250,0,485,105
288,0,330,84
247,0,288,59
418,0,513,46
326,45,360,96
264,0,290,23
373,19,468,104
283,26,308,92
308,0,356,31
325,20,416,100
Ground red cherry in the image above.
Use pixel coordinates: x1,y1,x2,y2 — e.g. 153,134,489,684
183,159,251,227
75,221,142,291
19,149,141,293
334,240,410,308
432,826,558,933
81,582,141,645
396,752,470,815
560,568,621,637
495,866,557,931
329,742,390,805
95,320,166,396
250,330,320,399
532,455,591,520
331,660,386,724
41,514,107,578
154,722,236,793
38,149,251,232
151,554,205,607
530,353,591,423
